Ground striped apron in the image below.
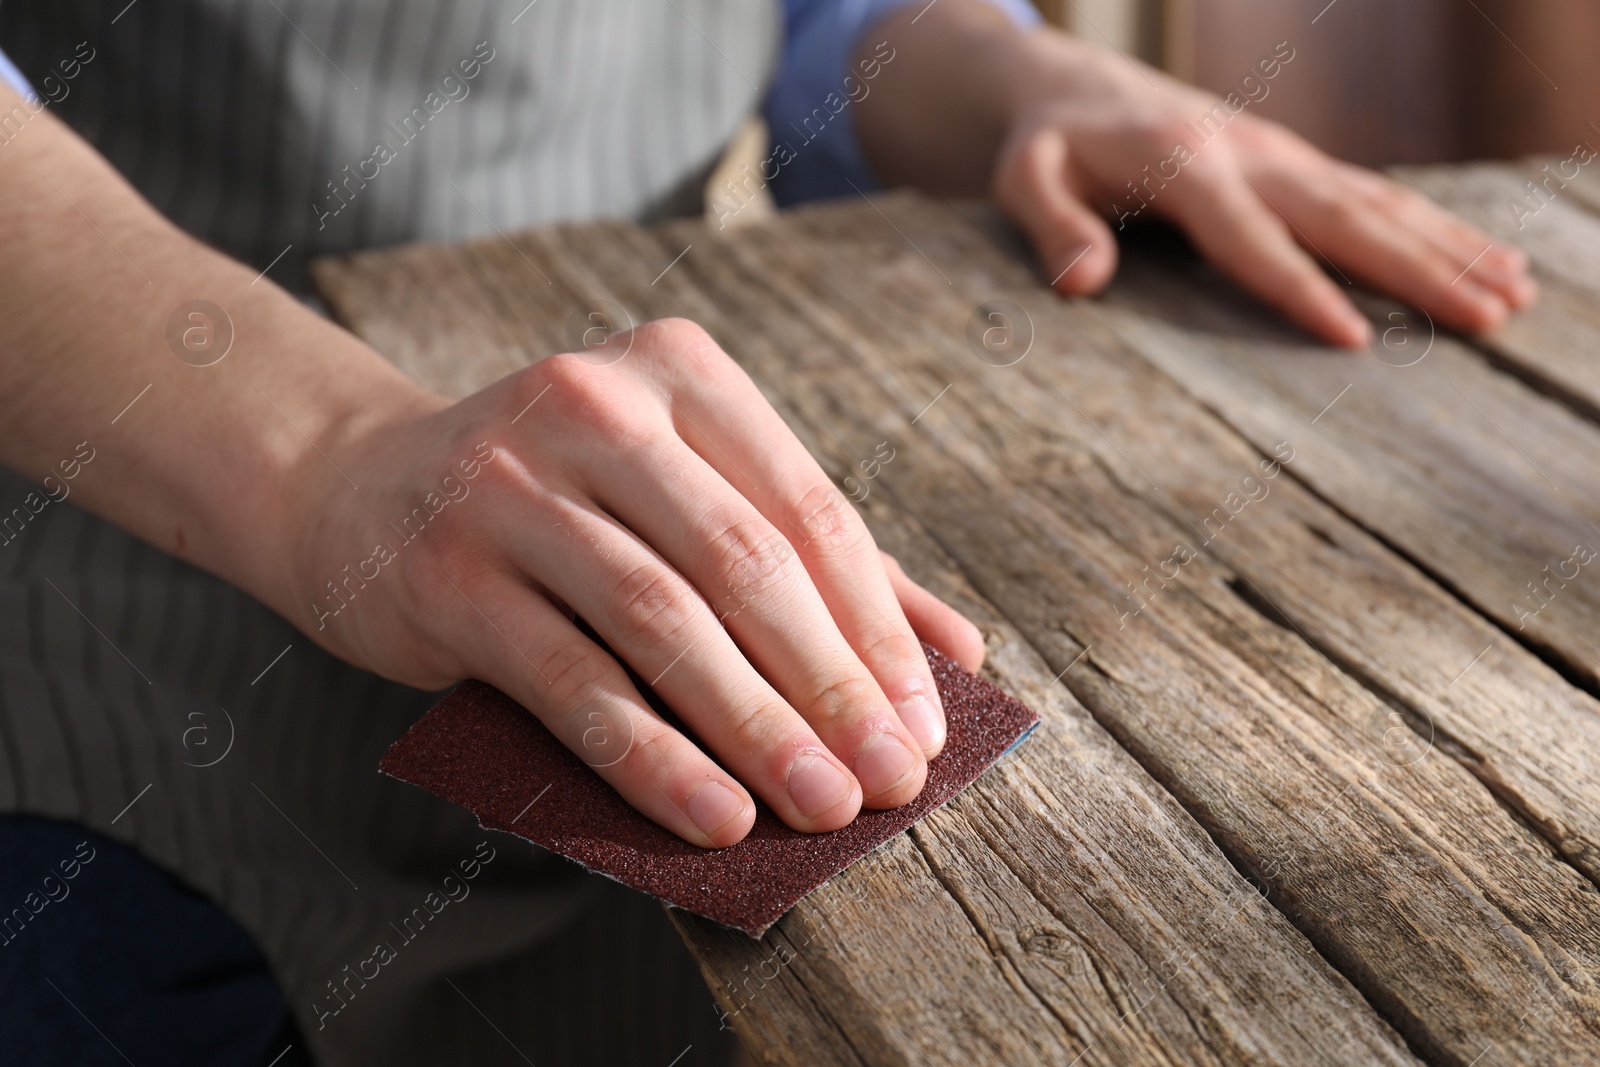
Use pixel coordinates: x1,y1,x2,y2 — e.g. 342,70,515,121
0,1,778,1062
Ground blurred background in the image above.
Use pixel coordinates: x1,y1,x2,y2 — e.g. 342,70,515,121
1037,0,1596,164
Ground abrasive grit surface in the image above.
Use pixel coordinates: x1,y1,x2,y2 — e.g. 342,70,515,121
379,642,1039,936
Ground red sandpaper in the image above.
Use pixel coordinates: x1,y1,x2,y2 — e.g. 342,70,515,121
379,643,1038,936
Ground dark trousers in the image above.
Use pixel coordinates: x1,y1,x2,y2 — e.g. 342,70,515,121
0,815,741,1065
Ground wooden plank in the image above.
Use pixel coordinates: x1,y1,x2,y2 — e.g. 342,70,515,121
1549,151,1600,221
1074,232,1600,878
311,189,1600,1064
938,207,1600,888
312,225,1418,1066
665,199,1600,1064
674,505,1412,1066
1095,224,1600,689
1079,233,1600,878
1392,161,1600,424
313,242,1416,1067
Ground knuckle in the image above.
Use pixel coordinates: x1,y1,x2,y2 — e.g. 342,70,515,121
685,339,741,383
1308,189,1361,228
510,358,559,403
608,563,701,644
722,700,784,758
1137,114,1190,146
805,673,887,730
420,531,492,587
536,641,616,708
532,353,643,440
1360,174,1405,204
704,517,793,613
784,483,868,556
613,724,675,777
1346,177,1401,218
462,439,530,497
858,627,923,667
406,537,498,615
536,353,605,411
470,452,522,503
633,317,736,382
1380,184,1431,221
634,316,714,353
1229,113,1283,153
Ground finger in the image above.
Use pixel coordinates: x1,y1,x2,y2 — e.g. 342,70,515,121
1389,191,1537,311
880,551,986,673
993,124,1119,294
592,433,939,781
1255,170,1515,334
1312,210,1511,335
1277,167,1535,327
642,328,953,766
1168,166,1371,347
450,577,756,848
509,495,874,831
1346,168,1535,308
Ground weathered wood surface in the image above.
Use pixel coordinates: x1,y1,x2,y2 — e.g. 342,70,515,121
1396,161,1600,422
312,163,1600,1066
680,508,1412,1067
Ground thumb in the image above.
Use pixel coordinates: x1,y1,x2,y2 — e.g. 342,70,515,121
992,124,1119,295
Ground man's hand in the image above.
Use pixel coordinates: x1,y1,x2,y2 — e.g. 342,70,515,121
858,3,1536,347
0,92,982,851
295,319,984,847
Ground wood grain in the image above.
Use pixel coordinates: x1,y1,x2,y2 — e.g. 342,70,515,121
316,237,1415,1064
672,501,1412,1066
312,177,1600,1065
1098,225,1600,690
669,199,1600,1064
1395,161,1600,422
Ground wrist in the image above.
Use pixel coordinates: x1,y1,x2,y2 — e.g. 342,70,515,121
997,26,1148,124
201,289,447,624
856,0,1047,194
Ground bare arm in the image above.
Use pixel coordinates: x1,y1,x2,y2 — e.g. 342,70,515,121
0,86,984,847
0,82,433,608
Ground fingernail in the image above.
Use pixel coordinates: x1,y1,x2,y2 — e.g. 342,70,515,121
787,753,853,819
686,780,744,838
853,733,917,799
896,694,946,755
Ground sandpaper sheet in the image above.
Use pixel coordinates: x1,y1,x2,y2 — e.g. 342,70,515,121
379,642,1038,936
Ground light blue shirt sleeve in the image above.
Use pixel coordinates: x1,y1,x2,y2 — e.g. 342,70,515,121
0,47,34,97
762,0,1042,206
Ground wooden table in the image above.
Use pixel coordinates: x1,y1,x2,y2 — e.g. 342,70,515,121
312,161,1600,1067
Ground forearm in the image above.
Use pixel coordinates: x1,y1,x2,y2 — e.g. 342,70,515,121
0,85,438,619
854,1,1123,196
